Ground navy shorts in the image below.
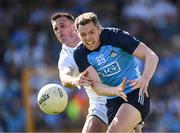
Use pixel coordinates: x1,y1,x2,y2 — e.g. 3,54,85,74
106,89,150,125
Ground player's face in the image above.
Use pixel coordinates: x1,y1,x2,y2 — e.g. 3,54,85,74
77,21,101,51
52,17,75,44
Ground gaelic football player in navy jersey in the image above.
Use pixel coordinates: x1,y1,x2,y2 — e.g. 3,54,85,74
74,12,159,132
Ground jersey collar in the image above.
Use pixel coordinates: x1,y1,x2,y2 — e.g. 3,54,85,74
62,41,82,50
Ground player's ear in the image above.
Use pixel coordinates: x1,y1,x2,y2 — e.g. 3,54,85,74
97,25,102,33
73,23,79,33
74,29,79,37
72,24,78,34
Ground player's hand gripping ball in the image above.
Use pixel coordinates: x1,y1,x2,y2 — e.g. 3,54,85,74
37,83,68,114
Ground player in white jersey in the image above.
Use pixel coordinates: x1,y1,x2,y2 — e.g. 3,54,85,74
50,12,108,132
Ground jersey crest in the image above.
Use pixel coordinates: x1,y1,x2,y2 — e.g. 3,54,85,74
109,50,118,58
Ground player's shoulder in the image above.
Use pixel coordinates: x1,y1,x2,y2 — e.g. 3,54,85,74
102,27,123,35
74,43,89,57
59,45,75,61
103,27,132,37
59,47,69,59
101,27,124,39
74,43,84,53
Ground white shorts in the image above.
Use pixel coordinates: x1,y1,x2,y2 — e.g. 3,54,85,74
86,101,108,125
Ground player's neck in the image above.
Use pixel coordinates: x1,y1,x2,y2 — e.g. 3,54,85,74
66,35,80,48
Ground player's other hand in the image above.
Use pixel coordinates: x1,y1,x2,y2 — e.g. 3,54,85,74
75,70,92,86
128,77,149,97
114,78,128,102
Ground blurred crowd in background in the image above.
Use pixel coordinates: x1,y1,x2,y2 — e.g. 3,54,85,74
0,0,180,132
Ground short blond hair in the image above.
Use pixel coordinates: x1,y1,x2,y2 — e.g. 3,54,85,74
75,12,99,30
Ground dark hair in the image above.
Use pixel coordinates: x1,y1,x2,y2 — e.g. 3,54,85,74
51,12,74,22
75,12,99,30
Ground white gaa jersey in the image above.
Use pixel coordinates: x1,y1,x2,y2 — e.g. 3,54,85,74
58,43,107,103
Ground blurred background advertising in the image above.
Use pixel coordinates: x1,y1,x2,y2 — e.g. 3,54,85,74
0,0,180,132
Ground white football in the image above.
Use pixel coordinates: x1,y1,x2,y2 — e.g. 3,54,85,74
37,83,68,115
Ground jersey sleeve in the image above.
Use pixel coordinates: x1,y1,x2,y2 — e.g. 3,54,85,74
73,46,90,73
113,29,140,54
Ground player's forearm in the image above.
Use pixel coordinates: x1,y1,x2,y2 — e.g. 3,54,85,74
142,51,159,82
60,75,78,89
91,82,116,96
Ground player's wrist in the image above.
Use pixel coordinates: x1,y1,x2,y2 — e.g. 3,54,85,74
71,78,78,87
72,78,82,89
112,88,117,96
71,79,75,86
141,75,150,83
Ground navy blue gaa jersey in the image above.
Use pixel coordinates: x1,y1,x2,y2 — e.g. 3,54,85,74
74,27,141,95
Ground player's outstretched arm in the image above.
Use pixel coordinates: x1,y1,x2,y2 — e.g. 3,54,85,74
84,66,127,101
59,67,92,89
